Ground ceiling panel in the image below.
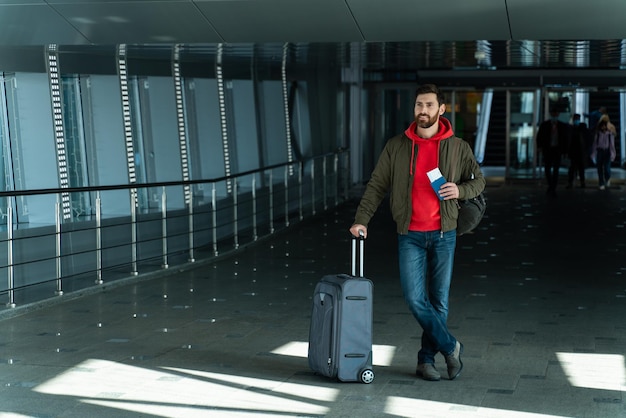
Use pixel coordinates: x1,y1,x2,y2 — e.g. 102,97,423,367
52,2,222,44
507,0,626,40
0,0,623,78
0,1,46,4
45,0,187,3
195,0,363,43
0,0,624,46
348,0,511,42
0,4,89,44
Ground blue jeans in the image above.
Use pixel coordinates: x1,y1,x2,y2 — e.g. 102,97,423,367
398,230,457,364
596,148,611,186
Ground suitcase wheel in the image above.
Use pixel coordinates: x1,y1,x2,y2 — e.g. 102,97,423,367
360,368,374,384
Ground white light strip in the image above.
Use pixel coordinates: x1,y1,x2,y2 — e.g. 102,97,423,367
282,42,294,176
46,44,71,219
117,44,138,208
216,43,232,193
172,44,191,204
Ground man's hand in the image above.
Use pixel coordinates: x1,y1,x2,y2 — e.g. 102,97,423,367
350,224,367,239
438,182,459,200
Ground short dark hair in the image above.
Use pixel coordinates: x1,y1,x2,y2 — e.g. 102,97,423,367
416,83,446,106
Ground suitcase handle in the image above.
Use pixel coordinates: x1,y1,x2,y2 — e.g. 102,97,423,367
351,232,365,277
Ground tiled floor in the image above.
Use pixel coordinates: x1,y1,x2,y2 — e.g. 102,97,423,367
1,178,625,417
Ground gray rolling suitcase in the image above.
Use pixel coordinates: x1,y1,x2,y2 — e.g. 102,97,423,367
308,235,374,384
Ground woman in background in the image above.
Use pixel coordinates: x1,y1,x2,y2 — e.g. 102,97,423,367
591,120,616,190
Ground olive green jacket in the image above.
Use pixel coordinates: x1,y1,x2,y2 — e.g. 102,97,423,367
354,133,486,234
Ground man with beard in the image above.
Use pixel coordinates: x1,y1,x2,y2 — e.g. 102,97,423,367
349,83,485,381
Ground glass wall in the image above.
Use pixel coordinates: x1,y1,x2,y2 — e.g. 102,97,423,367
507,90,540,179
0,43,351,307
0,44,348,227
445,90,486,153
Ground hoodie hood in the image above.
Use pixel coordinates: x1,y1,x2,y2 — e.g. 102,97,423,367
404,117,454,142
404,117,454,174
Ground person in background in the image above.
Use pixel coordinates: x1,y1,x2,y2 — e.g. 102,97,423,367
591,120,616,190
584,106,606,131
349,83,485,382
597,113,617,136
536,108,570,197
566,114,589,189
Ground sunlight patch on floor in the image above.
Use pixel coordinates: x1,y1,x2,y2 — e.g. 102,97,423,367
34,358,331,416
556,352,626,391
385,396,570,418
163,367,339,402
82,399,226,418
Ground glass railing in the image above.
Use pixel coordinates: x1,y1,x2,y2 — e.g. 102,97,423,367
0,151,350,310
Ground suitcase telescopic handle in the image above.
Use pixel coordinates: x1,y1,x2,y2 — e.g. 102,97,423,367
351,231,365,277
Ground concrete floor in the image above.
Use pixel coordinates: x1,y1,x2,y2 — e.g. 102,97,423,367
0,178,625,417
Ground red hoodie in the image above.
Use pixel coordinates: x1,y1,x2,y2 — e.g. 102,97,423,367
404,117,454,231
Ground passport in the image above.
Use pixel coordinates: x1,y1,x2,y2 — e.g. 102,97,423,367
427,168,446,200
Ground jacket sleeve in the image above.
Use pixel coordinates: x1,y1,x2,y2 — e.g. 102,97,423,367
590,132,598,162
560,123,571,154
353,143,392,227
536,123,546,150
610,133,616,161
456,140,486,200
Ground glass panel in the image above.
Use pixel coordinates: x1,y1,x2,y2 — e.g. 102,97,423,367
231,79,260,173
617,91,626,167
6,73,58,225
507,90,538,179
127,76,150,211
291,81,311,157
0,74,16,224
61,75,91,219
185,77,226,199
444,90,484,154
544,88,576,182
546,90,574,123
259,80,289,165
79,75,129,218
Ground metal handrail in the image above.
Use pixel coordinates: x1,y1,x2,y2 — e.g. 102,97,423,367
0,151,351,309
0,151,347,199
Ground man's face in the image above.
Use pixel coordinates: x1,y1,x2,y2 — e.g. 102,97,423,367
414,93,443,129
